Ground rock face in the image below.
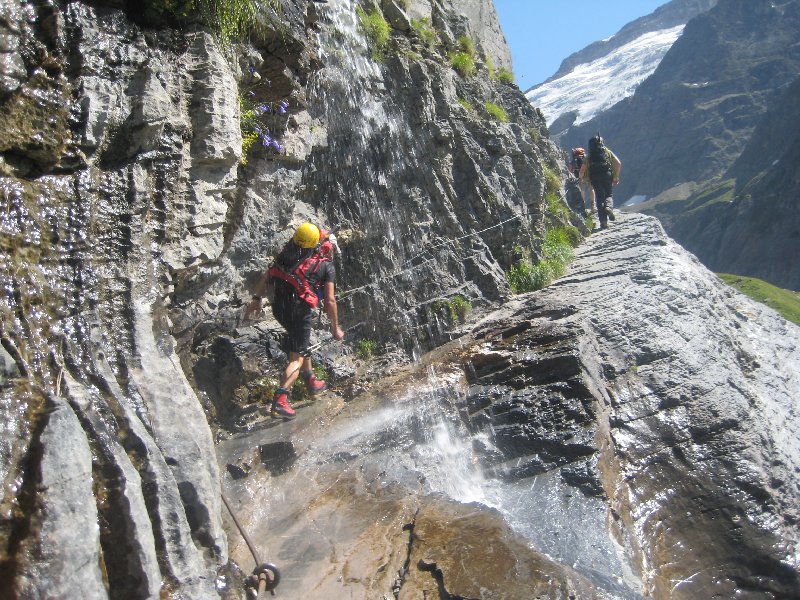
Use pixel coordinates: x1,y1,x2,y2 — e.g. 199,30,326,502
221,213,800,599
0,0,566,597
464,213,800,598
2,0,798,598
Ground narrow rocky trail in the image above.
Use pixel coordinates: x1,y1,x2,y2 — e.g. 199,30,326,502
218,213,800,599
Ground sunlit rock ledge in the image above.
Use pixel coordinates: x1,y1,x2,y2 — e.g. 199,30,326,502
221,213,799,599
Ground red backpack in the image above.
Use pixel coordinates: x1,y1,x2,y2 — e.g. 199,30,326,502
268,229,334,309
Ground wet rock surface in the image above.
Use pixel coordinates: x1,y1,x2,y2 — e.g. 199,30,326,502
221,213,799,599
0,0,566,597
2,0,798,598
465,213,800,598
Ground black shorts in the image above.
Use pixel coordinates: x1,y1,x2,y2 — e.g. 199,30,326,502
272,290,314,356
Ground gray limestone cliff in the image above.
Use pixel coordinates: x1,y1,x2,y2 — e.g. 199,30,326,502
1,0,798,599
0,0,562,597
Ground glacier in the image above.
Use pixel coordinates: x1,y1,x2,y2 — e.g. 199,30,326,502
526,25,685,128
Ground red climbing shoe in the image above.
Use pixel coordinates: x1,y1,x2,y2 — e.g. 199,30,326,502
271,388,296,419
301,370,328,394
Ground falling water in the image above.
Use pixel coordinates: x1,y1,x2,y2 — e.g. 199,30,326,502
305,0,460,355
241,362,644,599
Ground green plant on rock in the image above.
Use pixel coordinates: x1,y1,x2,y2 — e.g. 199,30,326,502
433,295,472,324
356,339,378,360
506,227,578,293
495,67,514,84
458,98,474,111
542,165,561,196
528,127,540,143
545,192,570,220
484,101,508,123
449,34,476,77
457,35,475,55
143,0,265,44
357,6,391,61
410,17,437,48
485,54,496,79
450,295,472,323
449,51,476,77
239,90,287,164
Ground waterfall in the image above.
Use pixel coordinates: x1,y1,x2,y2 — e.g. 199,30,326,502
228,363,644,599
308,0,411,258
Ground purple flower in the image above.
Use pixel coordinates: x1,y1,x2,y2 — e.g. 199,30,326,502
255,103,268,115
278,100,289,114
254,126,262,135
261,134,273,147
271,140,284,152
249,66,256,74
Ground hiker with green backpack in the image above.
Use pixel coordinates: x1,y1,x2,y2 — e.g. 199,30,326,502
579,134,621,230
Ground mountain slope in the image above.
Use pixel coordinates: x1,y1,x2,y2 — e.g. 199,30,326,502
527,25,684,130
629,73,800,290
560,0,800,204
526,0,717,133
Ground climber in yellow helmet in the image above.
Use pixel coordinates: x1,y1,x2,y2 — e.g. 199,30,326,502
245,222,345,419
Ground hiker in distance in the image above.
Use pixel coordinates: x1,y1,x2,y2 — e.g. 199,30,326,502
570,146,596,216
579,134,621,230
244,222,345,419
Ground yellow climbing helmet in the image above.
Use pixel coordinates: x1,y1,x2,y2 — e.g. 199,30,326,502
293,222,320,248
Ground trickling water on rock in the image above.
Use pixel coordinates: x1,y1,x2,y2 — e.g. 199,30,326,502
2,0,799,598
222,214,799,599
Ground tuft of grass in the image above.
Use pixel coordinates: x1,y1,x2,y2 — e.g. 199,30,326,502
542,165,561,196
718,274,800,326
507,261,552,294
143,0,268,44
456,35,475,55
449,51,476,77
484,101,508,123
546,192,569,220
458,98,474,112
410,17,437,49
495,67,515,84
450,295,472,323
485,55,496,79
547,224,582,248
357,6,391,61
433,295,472,324
528,127,540,143
356,339,378,360
506,227,578,293
449,34,476,77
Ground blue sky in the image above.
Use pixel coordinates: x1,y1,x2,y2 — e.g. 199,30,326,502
493,0,668,89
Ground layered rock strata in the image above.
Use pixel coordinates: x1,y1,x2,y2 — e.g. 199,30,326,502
222,213,799,599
